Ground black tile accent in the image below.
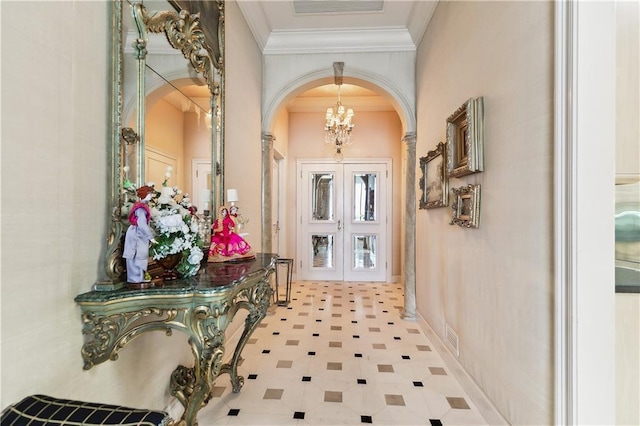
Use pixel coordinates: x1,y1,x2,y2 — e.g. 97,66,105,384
350,309,356,312
357,379,367,384
353,335,360,338
319,308,325,311
302,376,311,382
316,319,322,322
393,336,401,340
280,318,287,321
387,322,394,325
248,374,258,380
294,412,305,420
383,310,389,313
308,351,316,356
361,415,373,423
272,332,280,335
287,307,293,310
402,355,410,360
352,320,358,323
413,381,424,387
354,353,363,358
429,420,443,426
313,333,320,337
228,409,240,416
262,349,270,354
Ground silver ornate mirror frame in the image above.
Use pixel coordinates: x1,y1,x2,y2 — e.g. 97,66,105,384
97,0,224,287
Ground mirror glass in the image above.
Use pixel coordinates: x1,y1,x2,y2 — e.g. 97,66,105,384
353,235,377,269
99,0,223,284
121,0,221,213
353,173,377,222
312,234,334,269
311,173,334,221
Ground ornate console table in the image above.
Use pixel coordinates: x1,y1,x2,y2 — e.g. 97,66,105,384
75,253,276,426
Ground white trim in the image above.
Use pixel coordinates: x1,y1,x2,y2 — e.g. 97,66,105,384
554,1,575,423
263,28,416,54
555,1,617,424
191,158,211,212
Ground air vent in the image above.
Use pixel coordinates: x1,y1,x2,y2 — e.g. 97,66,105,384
293,0,384,15
444,322,460,357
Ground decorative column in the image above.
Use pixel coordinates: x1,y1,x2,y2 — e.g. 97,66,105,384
261,132,275,254
402,132,417,320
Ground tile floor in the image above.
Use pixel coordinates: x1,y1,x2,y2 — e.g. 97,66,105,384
193,281,491,425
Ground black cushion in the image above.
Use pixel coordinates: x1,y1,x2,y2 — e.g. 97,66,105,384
1,394,172,426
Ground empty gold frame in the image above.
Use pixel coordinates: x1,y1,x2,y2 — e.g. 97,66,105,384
419,142,448,209
446,97,484,178
450,184,481,228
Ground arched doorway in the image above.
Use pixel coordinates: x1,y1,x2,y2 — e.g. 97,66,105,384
260,70,418,318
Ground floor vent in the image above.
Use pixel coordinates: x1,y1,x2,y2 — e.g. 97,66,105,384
444,322,460,357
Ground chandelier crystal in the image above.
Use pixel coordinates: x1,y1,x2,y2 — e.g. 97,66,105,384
325,84,354,162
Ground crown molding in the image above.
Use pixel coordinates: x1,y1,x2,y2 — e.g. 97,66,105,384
287,95,393,112
263,27,416,54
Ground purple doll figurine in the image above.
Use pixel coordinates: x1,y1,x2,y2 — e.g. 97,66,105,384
123,185,156,288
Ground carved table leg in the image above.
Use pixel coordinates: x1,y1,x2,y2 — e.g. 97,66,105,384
219,309,264,392
171,307,227,426
219,280,272,393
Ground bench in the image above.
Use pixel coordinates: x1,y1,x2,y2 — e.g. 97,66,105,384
0,394,172,425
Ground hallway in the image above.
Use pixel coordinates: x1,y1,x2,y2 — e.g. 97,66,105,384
190,281,500,425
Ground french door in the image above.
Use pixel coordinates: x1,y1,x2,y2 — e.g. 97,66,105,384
298,160,390,282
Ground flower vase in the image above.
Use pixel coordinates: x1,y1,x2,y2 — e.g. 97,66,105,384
158,253,182,281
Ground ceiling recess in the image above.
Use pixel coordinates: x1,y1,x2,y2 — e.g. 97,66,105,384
293,0,384,15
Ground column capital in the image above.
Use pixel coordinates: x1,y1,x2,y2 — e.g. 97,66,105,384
262,132,275,151
402,132,417,146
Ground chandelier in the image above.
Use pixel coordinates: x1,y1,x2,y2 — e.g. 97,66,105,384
324,62,354,162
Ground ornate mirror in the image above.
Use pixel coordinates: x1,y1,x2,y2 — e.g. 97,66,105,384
98,0,224,288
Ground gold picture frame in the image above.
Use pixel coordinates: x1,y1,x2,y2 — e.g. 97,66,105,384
446,97,484,177
450,184,481,228
419,142,448,209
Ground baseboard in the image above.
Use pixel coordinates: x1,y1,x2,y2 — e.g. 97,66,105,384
415,313,510,425
163,398,183,421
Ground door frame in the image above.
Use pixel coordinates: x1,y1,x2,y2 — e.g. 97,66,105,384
273,147,285,255
296,158,392,282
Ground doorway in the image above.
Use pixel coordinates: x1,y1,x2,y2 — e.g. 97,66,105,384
297,159,391,282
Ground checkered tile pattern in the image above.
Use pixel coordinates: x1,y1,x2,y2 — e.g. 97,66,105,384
194,281,489,425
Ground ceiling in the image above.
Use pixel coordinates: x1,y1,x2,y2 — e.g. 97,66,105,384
161,1,438,114
237,0,437,112
236,0,438,54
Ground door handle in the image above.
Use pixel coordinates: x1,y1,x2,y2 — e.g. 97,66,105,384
337,219,342,231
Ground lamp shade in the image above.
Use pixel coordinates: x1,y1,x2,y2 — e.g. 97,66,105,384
227,189,239,203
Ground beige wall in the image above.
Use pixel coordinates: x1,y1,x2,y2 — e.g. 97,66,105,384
1,1,190,408
146,99,185,188
223,0,264,250
0,0,262,411
285,110,403,278
415,2,554,424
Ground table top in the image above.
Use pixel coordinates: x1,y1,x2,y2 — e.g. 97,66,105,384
76,253,277,304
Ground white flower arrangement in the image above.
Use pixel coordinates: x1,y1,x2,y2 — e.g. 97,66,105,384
123,166,204,277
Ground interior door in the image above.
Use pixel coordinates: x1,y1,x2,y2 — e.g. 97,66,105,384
300,163,344,280
343,163,387,282
299,161,389,281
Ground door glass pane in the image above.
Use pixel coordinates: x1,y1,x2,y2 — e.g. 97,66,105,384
353,235,377,269
311,173,334,221
312,234,334,268
353,173,377,222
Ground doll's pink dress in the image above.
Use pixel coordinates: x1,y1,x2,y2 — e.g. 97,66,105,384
209,213,254,262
